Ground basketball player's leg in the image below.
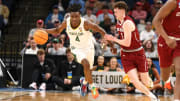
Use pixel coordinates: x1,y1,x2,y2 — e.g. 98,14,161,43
158,39,173,82
139,72,153,88
81,59,93,84
127,69,156,99
160,67,171,82
173,56,180,100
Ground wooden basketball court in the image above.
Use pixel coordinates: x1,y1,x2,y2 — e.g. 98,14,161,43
0,89,173,101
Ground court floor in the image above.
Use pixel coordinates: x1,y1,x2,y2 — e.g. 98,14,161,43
0,88,173,101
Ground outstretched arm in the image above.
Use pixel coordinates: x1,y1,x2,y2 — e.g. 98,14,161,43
105,20,134,47
153,0,177,48
44,21,66,35
84,21,106,37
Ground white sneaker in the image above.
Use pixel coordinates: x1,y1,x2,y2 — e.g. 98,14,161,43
72,86,81,91
29,82,37,90
39,83,46,90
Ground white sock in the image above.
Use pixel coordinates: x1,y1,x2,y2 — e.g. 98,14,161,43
83,80,87,85
147,92,157,99
174,100,180,101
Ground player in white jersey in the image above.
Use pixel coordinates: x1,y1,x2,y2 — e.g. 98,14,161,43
44,4,115,98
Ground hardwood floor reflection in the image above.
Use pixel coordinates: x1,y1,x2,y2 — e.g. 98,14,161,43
0,91,173,101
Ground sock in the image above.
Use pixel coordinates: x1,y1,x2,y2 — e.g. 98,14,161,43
83,80,87,85
174,100,180,101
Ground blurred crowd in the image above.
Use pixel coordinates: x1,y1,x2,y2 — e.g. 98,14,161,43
23,0,163,58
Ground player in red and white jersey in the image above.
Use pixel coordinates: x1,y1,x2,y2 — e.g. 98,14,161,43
105,1,158,101
153,0,180,100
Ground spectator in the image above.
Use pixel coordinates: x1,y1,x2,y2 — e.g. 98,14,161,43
143,40,158,58
47,38,66,55
52,48,84,90
131,2,147,24
29,49,57,90
69,0,85,14
99,15,112,33
48,19,61,41
85,0,103,14
25,39,39,55
109,23,117,36
140,21,156,43
147,58,163,93
0,0,9,25
137,19,146,33
45,5,63,28
102,57,122,92
105,57,122,72
91,55,108,71
108,0,116,10
83,7,98,24
59,33,69,47
97,5,115,23
28,19,44,40
151,0,163,11
139,0,151,13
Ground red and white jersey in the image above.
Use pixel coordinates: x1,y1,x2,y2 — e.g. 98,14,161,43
116,16,142,50
162,0,180,38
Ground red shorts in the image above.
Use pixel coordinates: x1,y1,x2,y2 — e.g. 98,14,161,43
121,49,148,73
158,36,180,68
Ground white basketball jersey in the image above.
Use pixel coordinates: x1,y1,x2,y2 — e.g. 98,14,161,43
66,17,94,49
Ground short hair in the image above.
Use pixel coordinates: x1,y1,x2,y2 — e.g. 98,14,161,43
37,49,45,55
69,4,82,13
102,5,109,9
66,48,71,54
86,6,93,11
113,1,128,12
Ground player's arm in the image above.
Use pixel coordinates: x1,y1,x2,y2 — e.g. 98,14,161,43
153,0,177,48
44,21,66,35
84,21,106,37
84,21,115,49
105,20,134,47
152,67,160,84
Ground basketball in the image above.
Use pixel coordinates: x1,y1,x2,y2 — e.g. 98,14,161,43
33,29,48,45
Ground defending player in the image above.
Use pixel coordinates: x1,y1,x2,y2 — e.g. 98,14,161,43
105,1,159,101
153,0,180,100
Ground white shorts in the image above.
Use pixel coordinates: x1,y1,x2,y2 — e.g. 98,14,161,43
71,48,95,69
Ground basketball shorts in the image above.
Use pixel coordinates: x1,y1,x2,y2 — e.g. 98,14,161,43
158,36,180,68
71,48,95,69
121,49,148,73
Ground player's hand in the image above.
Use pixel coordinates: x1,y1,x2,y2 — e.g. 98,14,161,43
45,73,51,80
165,37,177,49
104,34,115,42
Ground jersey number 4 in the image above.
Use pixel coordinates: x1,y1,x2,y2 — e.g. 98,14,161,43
75,36,80,42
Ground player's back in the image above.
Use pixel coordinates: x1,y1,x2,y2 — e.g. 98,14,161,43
162,0,180,37
66,17,94,49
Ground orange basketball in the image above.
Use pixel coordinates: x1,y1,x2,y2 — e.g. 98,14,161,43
33,29,48,45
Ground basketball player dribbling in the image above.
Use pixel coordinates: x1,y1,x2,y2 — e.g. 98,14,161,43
153,0,180,100
105,1,159,101
44,4,115,99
